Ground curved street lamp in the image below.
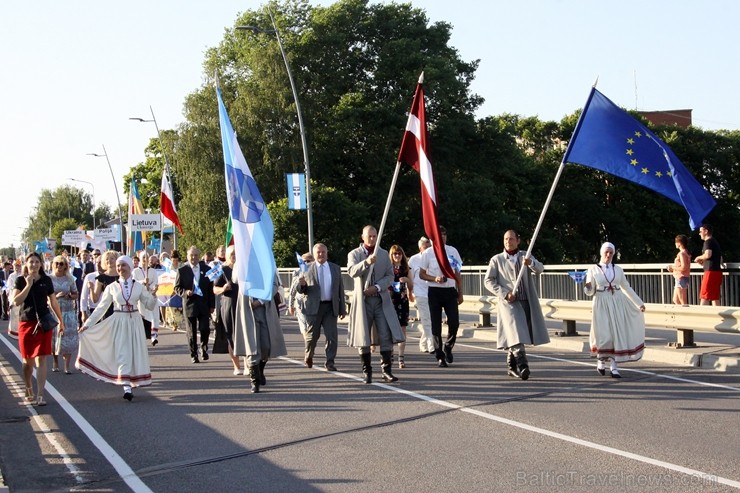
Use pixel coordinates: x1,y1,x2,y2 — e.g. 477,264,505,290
69,178,96,230
129,106,178,251
87,145,124,249
237,9,314,251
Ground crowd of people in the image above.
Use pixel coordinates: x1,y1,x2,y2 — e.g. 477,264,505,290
0,222,726,404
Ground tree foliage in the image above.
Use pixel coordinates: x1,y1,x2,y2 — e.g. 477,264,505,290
13,0,733,267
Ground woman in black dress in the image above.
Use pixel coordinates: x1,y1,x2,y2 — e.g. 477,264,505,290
213,245,241,375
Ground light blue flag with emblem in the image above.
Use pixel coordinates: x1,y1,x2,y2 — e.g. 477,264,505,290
205,263,223,282
563,88,716,229
193,281,203,297
216,86,276,300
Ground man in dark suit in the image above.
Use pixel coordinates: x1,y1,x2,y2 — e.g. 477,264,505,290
298,243,346,371
175,246,215,363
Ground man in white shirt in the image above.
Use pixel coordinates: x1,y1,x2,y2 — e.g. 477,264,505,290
408,236,434,353
419,226,463,368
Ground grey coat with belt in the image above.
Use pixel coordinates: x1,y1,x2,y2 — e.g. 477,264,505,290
233,275,287,360
484,251,550,349
346,245,404,348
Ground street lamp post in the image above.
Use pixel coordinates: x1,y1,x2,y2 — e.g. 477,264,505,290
69,178,96,230
87,145,124,251
129,106,178,251
237,9,314,251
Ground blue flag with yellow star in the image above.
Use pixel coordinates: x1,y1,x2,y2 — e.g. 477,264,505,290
563,88,716,229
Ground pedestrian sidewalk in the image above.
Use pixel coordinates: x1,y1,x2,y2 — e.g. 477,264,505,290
407,312,740,374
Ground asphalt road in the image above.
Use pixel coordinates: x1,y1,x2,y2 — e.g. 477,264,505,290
1,317,738,493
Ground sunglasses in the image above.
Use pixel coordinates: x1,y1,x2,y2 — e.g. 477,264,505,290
54,262,67,267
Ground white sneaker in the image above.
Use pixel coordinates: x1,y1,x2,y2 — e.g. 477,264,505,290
233,369,242,376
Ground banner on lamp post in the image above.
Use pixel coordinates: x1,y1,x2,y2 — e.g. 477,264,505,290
286,173,306,210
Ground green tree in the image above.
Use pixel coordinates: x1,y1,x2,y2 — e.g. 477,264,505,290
23,186,96,253
177,0,483,258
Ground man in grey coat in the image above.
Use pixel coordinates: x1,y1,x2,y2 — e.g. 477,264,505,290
233,274,287,393
484,230,550,380
298,243,347,371
347,225,405,384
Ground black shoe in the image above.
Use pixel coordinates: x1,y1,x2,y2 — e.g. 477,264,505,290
123,392,133,401
325,364,338,371
152,339,158,347
597,368,606,376
381,369,398,382
444,347,453,364
519,367,530,381
191,356,200,364
304,357,313,368
611,369,622,378
201,351,209,361
438,359,448,368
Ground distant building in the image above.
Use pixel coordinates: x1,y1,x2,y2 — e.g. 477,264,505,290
638,109,692,129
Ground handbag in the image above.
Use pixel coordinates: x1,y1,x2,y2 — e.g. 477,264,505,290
31,285,59,334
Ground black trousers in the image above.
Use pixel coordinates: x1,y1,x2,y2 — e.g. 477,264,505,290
185,313,211,357
428,286,460,360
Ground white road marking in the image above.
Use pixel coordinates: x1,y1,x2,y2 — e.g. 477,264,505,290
1,334,152,493
279,347,740,489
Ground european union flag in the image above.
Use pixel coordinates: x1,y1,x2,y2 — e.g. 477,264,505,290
563,88,716,229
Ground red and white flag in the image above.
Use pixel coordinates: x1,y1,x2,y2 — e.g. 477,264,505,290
397,73,455,279
160,169,183,234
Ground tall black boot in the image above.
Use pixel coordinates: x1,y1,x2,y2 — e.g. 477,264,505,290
514,350,530,381
380,351,398,382
361,353,372,384
259,360,267,386
506,351,520,378
248,365,261,393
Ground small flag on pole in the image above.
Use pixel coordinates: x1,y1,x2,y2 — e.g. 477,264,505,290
205,263,224,282
295,251,308,272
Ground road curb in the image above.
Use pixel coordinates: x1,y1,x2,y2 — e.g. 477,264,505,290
409,321,740,373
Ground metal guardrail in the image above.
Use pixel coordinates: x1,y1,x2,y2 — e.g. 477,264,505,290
280,262,740,307
278,263,740,348
473,294,740,347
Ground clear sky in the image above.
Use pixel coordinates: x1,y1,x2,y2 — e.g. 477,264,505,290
2,0,738,251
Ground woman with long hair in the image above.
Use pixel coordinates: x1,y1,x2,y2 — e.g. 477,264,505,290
12,252,64,406
389,244,413,368
50,255,78,373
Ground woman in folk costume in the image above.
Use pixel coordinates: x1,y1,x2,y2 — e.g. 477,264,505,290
584,242,646,378
76,255,157,401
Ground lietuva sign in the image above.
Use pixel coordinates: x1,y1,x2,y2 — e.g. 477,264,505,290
130,214,162,231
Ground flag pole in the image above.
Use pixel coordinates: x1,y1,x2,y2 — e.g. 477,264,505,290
510,85,597,293
365,160,403,288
